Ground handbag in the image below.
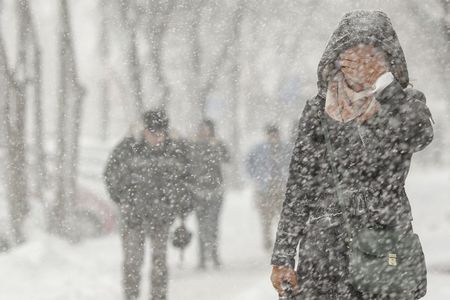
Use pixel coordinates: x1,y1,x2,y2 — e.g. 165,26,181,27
349,226,427,297
321,115,427,298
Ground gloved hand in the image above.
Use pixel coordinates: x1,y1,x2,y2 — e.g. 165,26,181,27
270,265,300,297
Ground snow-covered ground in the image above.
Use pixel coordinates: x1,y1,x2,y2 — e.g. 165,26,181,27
0,168,449,300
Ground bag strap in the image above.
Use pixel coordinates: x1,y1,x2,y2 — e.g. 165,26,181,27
320,114,346,208
321,113,354,214
320,114,368,233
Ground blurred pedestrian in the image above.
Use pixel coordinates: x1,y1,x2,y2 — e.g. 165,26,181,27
245,125,290,251
189,119,230,269
104,110,192,300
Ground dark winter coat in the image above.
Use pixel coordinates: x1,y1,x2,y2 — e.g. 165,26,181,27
271,10,433,299
189,140,230,191
103,136,192,225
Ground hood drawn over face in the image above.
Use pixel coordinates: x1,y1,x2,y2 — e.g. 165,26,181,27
317,10,409,97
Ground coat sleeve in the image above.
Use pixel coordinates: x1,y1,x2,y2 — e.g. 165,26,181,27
360,81,434,225
103,138,134,204
175,140,192,180
271,99,322,268
219,142,231,163
373,80,434,154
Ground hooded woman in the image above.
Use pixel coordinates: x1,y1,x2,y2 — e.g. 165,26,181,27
270,10,433,300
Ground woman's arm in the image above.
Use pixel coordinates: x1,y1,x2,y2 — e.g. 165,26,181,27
372,80,434,154
361,81,434,224
218,142,231,163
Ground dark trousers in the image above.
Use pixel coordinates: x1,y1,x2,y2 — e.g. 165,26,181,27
194,188,224,267
120,215,171,300
255,185,284,251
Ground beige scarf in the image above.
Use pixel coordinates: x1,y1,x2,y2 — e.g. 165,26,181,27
325,72,380,123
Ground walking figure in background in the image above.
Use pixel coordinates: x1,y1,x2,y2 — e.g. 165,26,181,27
246,125,290,251
270,10,433,300
104,110,192,300
190,119,230,269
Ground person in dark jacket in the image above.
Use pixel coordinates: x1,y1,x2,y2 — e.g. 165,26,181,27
270,10,433,300
104,110,191,300
246,125,291,251
190,119,230,269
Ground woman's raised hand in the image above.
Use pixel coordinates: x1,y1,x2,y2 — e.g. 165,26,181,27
271,265,300,297
338,44,388,91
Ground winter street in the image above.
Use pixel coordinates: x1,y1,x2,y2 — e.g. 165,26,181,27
1,168,449,300
1,1,450,300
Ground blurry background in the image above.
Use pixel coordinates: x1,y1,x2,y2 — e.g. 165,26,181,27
0,0,449,299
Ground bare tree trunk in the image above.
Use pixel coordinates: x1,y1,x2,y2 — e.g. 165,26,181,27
129,28,143,115
0,34,28,245
273,1,319,122
51,0,85,239
442,0,450,165
119,0,143,118
52,0,70,236
196,6,243,120
228,4,244,188
53,54,67,236
18,0,46,203
2,0,37,245
146,1,174,110
442,0,450,88
32,46,46,201
99,0,110,140
1,0,46,244
4,87,28,245
187,2,203,124
168,2,243,134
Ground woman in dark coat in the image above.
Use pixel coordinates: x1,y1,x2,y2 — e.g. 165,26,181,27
270,10,434,300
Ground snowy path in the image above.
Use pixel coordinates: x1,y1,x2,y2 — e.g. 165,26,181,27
0,170,449,300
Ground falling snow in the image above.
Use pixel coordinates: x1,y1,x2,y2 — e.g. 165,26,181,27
0,0,449,300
